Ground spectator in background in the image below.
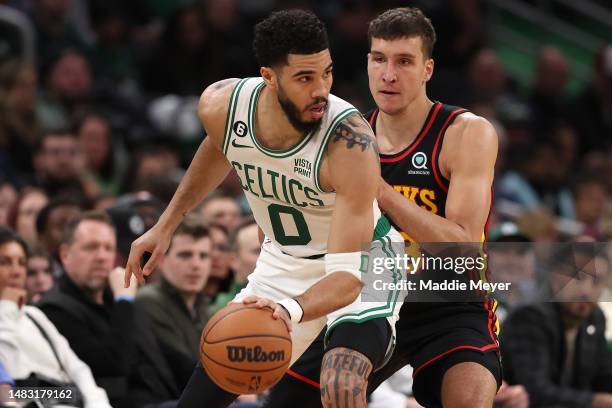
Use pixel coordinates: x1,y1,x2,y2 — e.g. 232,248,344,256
466,48,520,108
140,4,216,96
496,139,574,220
573,175,608,240
202,223,234,300
487,222,536,323
38,211,179,408
0,61,39,178
0,182,17,228
25,246,54,304
0,226,111,408
204,0,254,79
210,218,259,315
122,142,181,195
9,187,48,245
30,0,89,75
529,46,571,132
573,44,612,154
35,198,82,268
33,129,98,199
77,111,122,197
37,50,92,131
501,240,612,407
197,194,242,232
136,217,212,389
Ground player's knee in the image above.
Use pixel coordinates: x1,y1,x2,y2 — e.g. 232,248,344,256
319,347,371,408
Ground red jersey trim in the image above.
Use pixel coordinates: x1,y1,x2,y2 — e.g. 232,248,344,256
431,108,466,193
286,369,320,389
413,343,499,378
379,103,442,163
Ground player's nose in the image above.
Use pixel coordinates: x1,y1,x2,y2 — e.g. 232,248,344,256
382,64,397,83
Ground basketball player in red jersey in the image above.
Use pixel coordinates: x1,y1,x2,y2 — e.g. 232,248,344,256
365,8,501,407
263,7,529,408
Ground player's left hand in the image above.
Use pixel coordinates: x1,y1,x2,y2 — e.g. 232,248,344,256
242,295,292,333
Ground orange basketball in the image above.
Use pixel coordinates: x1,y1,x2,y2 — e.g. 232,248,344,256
200,303,292,395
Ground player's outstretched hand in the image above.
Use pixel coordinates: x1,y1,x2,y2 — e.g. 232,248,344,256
124,225,171,288
242,295,292,333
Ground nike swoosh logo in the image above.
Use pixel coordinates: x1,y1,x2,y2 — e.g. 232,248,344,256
232,139,254,149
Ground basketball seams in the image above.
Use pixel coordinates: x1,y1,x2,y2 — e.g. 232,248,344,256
202,351,291,373
203,334,291,345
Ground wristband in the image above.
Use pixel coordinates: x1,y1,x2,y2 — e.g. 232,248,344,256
277,298,303,324
115,294,135,303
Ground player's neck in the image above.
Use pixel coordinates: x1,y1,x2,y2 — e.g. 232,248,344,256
255,87,306,149
378,95,433,149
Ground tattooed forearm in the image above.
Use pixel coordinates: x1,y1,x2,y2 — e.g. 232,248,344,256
320,347,373,408
332,115,378,152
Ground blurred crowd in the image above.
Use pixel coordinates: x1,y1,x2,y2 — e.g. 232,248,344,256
0,0,611,407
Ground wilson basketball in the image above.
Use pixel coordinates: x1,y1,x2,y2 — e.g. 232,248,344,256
200,303,292,395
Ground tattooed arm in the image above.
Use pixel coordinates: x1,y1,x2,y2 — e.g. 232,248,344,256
288,113,380,322
320,347,373,408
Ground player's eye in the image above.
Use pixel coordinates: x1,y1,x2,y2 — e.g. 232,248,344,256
373,56,385,63
399,59,411,66
298,76,311,83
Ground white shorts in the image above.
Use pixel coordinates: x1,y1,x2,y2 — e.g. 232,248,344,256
232,223,406,366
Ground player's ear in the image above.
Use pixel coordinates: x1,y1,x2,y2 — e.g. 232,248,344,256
424,58,434,82
261,67,276,89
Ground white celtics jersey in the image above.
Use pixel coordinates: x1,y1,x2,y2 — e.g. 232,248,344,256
222,77,382,257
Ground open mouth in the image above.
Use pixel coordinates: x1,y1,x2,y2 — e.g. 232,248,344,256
379,90,399,96
308,102,327,118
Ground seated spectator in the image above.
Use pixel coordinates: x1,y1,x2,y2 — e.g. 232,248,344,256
76,111,123,197
487,222,537,322
0,61,39,179
496,139,574,220
136,217,212,388
35,197,82,276
9,187,48,246
573,175,608,240
197,194,242,232
34,128,102,200
0,181,17,228
203,223,235,299
210,218,259,315
25,246,54,304
501,240,612,407
37,211,179,408
0,226,111,407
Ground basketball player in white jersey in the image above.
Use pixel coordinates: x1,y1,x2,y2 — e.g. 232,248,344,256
125,10,404,408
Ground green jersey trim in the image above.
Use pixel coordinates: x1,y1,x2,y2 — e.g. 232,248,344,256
222,78,249,155
324,235,402,345
247,81,315,158
313,108,360,192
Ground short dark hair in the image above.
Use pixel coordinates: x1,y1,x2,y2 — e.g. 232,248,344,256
36,198,83,235
62,210,115,245
253,9,329,67
0,227,29,258
174,216,210,241
368,7,436,58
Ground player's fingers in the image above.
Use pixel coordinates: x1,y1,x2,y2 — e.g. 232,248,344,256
273,306,292,332
142,247,163,278
255,299,269,308
242,295,260,304
124,247,142,288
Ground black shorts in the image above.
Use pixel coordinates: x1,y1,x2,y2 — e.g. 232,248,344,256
263,300,501,408
367,300,502,407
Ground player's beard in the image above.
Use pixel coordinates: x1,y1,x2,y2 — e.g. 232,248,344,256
277,86,325,135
